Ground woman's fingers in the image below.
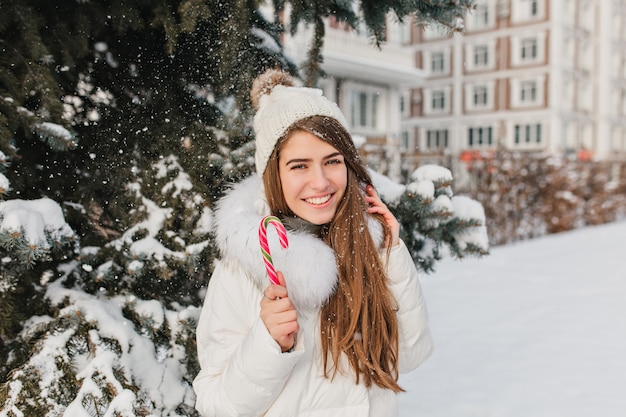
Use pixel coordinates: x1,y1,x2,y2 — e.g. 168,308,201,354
260,271,298,352
364,185,400,247
262,272,289,300
261,302,298,351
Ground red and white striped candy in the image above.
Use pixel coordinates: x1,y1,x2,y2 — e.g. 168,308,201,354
258,215,289,285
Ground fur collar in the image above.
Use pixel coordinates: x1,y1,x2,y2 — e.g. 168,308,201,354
213,174,384,311
214,175,337,311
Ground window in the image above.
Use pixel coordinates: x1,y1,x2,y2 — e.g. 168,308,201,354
466,42,495,71
387,16,411,45
424,87,450,114
474,3,490,28
512,33,545,66
401,131,410,150
467,1,495,31
468,126,493,147
349,89,380,129
474,45,489,67
431,51,445,74
426,129,449,150
512,0,545,22
466,82,495,110
514,123,542,145
474,85,488,107
432,90,446,110
512,77,544,107
520,80,537,102
400,92,410,117
427,49,451,75
521,38,537,60
360,93,369,126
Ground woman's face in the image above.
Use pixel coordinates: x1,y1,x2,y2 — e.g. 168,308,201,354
278,130,347,225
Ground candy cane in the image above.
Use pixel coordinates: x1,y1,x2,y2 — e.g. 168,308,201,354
258,215,289,285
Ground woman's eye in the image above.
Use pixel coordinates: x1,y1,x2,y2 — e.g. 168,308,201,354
327,158,343,165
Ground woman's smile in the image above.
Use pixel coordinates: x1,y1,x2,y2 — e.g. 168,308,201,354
304,194,332,205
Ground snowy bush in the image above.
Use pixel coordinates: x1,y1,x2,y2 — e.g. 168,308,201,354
462,151,626,246
386,165,489,272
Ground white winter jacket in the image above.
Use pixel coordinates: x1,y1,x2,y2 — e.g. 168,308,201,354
193,175,433,417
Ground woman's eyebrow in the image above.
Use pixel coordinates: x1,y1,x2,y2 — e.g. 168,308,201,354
284,152,342,166
285,157,311,166
324,152,342,160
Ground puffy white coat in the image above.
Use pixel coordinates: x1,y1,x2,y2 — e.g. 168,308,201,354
193,175,433,417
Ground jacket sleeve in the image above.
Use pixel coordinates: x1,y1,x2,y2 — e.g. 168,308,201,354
193,261,303,417
384,240,434,373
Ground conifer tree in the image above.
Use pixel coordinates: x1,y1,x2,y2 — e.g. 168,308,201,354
0,1,479,415
392,165,488,272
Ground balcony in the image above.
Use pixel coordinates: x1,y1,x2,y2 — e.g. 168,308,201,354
321,26,425,87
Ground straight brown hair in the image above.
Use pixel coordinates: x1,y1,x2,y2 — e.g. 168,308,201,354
263,116,403,392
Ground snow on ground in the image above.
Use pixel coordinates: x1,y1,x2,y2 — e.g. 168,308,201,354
399,220,626,417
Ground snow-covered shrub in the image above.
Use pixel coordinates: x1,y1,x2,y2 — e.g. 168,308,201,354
374,164,489,273
462,151,626,245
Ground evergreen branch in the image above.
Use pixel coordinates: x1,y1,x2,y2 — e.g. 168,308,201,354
33,122,78,151
303,15,326,87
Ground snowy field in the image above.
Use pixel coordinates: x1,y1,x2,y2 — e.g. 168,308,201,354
399,220,626,417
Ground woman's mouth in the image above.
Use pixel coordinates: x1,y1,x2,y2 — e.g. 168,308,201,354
304,194,332,205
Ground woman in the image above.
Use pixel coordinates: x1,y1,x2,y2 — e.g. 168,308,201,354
193,69,433,417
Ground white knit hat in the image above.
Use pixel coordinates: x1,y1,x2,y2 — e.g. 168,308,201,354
251,69,350,176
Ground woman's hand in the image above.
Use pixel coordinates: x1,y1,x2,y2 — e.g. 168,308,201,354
364,184,400,247
260,271,299,352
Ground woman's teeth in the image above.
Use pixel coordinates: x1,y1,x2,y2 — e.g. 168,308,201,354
305,195,331,205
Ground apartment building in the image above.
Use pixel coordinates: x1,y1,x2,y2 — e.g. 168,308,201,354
407,0,626,179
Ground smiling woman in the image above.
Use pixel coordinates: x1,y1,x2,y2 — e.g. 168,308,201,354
193,69,433,417
276,130,347,225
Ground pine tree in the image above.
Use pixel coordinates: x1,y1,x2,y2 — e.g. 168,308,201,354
389,164,488,272
0,1,479,415
280,0,473,85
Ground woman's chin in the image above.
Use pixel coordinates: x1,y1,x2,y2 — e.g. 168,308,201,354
296,209,335,225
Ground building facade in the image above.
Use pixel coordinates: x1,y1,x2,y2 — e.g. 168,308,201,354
408,0,626,179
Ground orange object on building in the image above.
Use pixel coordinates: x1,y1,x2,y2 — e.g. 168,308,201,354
578,149,593,161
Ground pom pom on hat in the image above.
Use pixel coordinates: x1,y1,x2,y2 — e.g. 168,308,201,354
251,69,294,110
251,68,349,176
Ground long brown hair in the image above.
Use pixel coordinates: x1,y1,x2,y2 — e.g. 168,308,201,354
263,116,403,392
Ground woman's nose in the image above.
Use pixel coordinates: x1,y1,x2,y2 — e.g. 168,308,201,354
310,166,330,189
